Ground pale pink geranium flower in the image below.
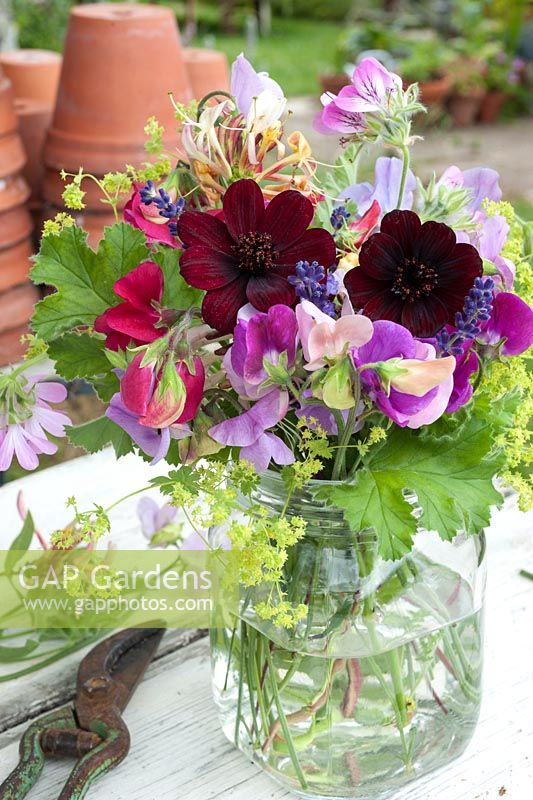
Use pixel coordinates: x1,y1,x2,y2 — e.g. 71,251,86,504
0,374,71,472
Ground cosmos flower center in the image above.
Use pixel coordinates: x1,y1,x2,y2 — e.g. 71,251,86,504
391,257,438,302
233,232,275,274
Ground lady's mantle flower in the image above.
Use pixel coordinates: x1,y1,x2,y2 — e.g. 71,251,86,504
177,178,335,333
225,304,298,400
209,391,294,473
94,261,167,351
0,374,71,471
344,210,483,337
352,321,455,429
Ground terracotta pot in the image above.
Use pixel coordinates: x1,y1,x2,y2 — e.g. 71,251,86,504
0,173,30,213
0,324,30,366
15,99,53,201
0,73,18,136
448,89,486,127
42,166,126,212
0,238,33,291
45,3,193,174
417,75,452,107
0,205,33,249
0,284,39,334
0,131,27,179
183,47,230,100
478,90,507,124
0,50,62,105
318,73,350,96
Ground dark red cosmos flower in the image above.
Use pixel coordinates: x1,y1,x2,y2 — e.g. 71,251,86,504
177,179,336,333
344,210,483,337
94,261,166,351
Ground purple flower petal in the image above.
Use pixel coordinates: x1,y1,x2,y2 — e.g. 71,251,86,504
240,431,294,472
209,390,289,448
106,394,170,464
480,292,533,355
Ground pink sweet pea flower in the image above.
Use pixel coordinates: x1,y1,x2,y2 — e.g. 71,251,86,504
124,186,180,249
296,299,373,370
94,261,166,351
478,293,533,356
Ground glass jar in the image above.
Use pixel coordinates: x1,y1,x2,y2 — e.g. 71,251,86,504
211,472,486,800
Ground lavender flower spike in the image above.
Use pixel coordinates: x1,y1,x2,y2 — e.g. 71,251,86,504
437,278,494,355
289,260,336,318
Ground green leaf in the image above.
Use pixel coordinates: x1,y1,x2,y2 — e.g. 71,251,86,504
150,466,200,497
319,415,505,561
153,247,203,309
66,416,133,459
48,333,110,381
6,513,35,572
31,223,150,340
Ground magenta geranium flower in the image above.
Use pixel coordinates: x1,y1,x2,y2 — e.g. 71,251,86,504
177,179,336,333
344,210,483,337
94,261,166,351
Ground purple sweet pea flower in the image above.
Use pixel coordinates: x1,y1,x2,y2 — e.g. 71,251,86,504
473,214,515,288
224,305,298,400
439,166,502,213
478,293,533,356
209,390,294,472
352,321,454,429
445,338,479,413
341,156,416,217
138,496,178,543
106,393,191,464
230,53,284,117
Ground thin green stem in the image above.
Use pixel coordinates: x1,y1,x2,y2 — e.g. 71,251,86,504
266,644,308,790
396,145,411,208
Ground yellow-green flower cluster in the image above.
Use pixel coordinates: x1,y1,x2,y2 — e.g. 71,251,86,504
50,498,111,549
42,212,75,237
355,425,388,457
255,599,308,629
484,199,532,303
144,116,165,154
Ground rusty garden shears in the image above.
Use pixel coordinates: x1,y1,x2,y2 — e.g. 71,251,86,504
0,628,164,800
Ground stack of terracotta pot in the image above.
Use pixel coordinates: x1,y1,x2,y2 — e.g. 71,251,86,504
0,49,62,241
43,2,193,248
0,68,39,366
183,48,230,99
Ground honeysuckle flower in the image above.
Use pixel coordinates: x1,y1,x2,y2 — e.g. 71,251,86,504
94,261,166,351
344,210,483,337
341,157,416,217
138,497,182,547
209,390,294,472
352,321,455,429
296,299,373,371
0,375,71,472
478,292,533,356
124,185,181,248
120,352,205,429
224,304,298,400
177,178,336,333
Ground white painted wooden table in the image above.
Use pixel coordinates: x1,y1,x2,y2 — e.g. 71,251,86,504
0,450,532,800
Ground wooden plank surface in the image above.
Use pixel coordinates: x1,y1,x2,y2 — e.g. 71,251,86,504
0,450,532,799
